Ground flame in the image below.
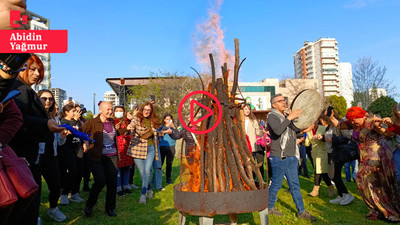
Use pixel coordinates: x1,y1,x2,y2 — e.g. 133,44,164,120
181,145,202,192
193,0,234,79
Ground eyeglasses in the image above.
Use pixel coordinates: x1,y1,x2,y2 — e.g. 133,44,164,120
273,99,286,104
40,97,54,102
143,109,152,112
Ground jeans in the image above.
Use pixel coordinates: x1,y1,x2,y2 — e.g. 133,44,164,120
40,154,61,209
298,144,309,178
86,155,118,211
160,145,176,181
134,144,156,195
344,160,358,182
117,166,130,188
152,145,163,189
394,149,400,181
268,156,305,213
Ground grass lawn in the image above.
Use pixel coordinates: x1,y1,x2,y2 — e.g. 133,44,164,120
38,159,387,225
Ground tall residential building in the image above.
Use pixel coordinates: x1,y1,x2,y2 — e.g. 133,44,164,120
50,88,67,109
28,11,51,92
338,63,354,108
104,91,119,106
294,38,339,97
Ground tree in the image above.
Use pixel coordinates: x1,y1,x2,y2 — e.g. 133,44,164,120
368,96,396,118
352,57,394,109
127,72,202,123
83,110,94,120
325,95,347,118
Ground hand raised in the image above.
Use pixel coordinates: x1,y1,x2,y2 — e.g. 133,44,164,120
287,109,302,121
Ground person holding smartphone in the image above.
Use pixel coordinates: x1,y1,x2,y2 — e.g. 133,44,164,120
157,113,176,185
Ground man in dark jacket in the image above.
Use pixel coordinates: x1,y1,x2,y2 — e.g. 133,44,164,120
267,94,316,221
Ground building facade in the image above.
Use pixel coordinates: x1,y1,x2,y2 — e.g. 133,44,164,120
104,91,120,106
50,88,67,108
338,63,354,108
28,11,51,92
294,38,339,97
237,79,280,110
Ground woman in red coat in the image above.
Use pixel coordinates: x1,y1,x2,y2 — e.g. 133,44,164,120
114,106,134,196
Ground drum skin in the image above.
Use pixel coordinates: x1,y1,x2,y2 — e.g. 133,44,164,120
290,89,323,130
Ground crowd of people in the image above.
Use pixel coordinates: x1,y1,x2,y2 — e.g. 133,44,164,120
1,53,400,224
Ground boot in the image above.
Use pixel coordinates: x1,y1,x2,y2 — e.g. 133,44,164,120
308,185,320,197
328,185,336,197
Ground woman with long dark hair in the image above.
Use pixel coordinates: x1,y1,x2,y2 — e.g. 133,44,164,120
127,102,160,204
158,113,176,185
37,89,67,222
59,103,84,205
9,54,65,224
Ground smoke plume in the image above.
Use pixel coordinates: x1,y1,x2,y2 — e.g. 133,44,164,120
193,0,234,79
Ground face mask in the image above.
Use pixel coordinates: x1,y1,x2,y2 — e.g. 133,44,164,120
115,112,124,119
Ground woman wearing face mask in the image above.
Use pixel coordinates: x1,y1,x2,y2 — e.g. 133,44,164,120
59,104,84,205
113,106,134,196
37,89,68,222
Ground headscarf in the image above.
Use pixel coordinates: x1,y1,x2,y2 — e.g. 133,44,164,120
346,106,366,120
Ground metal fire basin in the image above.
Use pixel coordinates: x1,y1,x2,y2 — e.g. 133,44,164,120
174,184,269,217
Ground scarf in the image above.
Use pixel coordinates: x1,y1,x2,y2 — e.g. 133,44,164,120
270,108,296,158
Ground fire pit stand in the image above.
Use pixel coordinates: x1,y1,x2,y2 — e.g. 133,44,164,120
174,39,269,225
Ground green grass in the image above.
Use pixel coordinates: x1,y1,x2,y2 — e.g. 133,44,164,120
38,159,387,225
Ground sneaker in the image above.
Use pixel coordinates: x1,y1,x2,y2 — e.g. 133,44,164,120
47,207,67,222
268,207,283,217
329,196,343,204
157,188,166,191
60,195,69,205
147,189,154,199
340,193,354,205
37,217,42,225
106,209,117,217
139,195,146,204
130,183,139,189
166,178,172,184
117,190,125,197
298,211,317,221
123,189,132,194
70,193,84,203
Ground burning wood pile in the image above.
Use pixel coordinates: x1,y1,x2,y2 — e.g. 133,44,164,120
175,39,269,224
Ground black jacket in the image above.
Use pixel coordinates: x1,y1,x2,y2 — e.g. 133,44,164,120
9,78,50,165
171,127,197,156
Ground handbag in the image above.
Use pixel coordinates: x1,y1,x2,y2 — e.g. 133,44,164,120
0,158,18,207
0,145,39,200
140,128,154,140
332,135,360,163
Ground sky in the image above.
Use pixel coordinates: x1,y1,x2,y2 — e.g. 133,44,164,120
29,0,400,111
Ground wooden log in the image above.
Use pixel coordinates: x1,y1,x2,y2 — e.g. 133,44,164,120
209,54,216,95
231,38,240,97
235,109,266,189
216,78,243,191
224,113,257,190
216,120,225,192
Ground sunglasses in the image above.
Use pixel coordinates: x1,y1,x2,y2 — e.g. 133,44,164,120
40,97,54,102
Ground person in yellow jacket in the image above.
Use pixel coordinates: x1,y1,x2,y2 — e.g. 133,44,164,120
305,113,335,197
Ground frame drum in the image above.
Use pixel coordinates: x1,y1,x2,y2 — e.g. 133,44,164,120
290,89,323,130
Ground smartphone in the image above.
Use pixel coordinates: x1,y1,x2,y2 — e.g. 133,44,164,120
81,107,87,114
327,106,334,117
150,95,155,102
1,90,21,104
0,53,31,71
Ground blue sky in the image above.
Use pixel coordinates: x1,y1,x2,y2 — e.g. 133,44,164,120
30,0,400,111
